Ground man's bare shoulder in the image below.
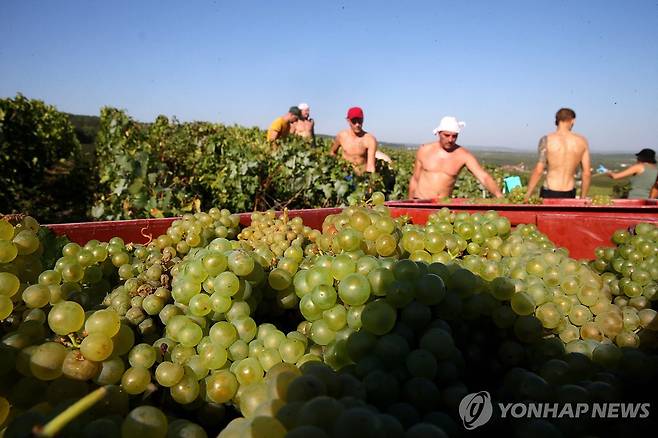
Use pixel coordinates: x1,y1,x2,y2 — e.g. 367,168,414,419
571,132,589,144
416,142,437,157
363,132,377,145
453,145,477,163
335,129,349,139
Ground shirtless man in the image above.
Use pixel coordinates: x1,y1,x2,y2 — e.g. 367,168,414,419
329,107,377,174
408,116,503,199
524,108,591,200
290,102,315,145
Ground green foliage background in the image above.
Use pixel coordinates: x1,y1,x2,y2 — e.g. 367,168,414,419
3,95,602,223
91,108,410,220
0,94,93,223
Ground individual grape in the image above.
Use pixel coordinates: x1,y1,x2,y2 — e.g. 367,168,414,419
338,273,371,306
13,230,40,255
81,332,114,361
228,339,249,362
228,250,255,276
209,321,237,348
0,240,18,263
234,357,264,386
186,355,210,380
29,342,67,380
205,370,239,404
129,343,157,368
61,349,101,381
171,370,201,404
188,293,212,316
568,304,593,327
0,219,13,239
535,302,561,329
155,361,185,388
21,284,50,308
310,319,337,346
0,272,20,297
234,316,258,342
177,322,204,348
84,308,121,337
312,284,338,310
510,292,536,316
167,419,208,438
121,365,151,395
112,323,136,356
122,405,168,438
199,343,228,370
300,294,322,321
278,338,305,364
94,356,125,385
319,301,347,332
0,295,13,320
361,299,397,336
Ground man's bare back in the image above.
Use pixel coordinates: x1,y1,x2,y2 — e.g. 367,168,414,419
330,129,377,174
541,132,590,191
525,109,591,200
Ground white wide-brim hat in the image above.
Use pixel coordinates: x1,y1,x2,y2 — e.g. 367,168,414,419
433,116,466,135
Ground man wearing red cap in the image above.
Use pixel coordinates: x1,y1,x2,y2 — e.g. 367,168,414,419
329,107,377,174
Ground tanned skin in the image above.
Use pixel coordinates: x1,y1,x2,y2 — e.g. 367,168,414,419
525,118,591,200
330,117,377,174
409,131,503,199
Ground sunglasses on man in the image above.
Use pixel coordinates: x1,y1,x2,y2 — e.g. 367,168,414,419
350,118,363,125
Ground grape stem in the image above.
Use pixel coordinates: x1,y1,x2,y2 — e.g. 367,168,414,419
67,333,82,348
32,386,108,437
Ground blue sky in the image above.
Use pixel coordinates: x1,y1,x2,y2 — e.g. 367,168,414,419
1,0,657,151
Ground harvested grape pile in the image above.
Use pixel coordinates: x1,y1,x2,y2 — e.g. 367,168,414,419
0,198,657,438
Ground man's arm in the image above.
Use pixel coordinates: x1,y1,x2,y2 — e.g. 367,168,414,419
464,153,503,198
365,136,377,173
525,135,548,200
408,151,423,198
525,162,545,201
580,144,591,198
606,163,643,180
329,134,341,156
310,120,316,147
267,119,281,142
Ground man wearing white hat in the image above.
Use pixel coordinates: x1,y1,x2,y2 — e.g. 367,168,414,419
408,116,503,199
290,102,315,146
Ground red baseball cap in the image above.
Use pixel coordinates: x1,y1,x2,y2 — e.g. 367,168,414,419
346,107,364,119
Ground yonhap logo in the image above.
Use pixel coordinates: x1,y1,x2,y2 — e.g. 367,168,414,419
459,391,493,430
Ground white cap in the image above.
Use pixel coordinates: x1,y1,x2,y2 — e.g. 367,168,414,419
432,116,466,135
298,102,310,111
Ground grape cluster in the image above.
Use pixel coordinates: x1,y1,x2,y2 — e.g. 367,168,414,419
238,210,319,265
591,194,614,206
220,259,658,437
2,199,658,437
0,217,47,320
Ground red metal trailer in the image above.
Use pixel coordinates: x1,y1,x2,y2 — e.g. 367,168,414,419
45,201,657,260
384,199,658,259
